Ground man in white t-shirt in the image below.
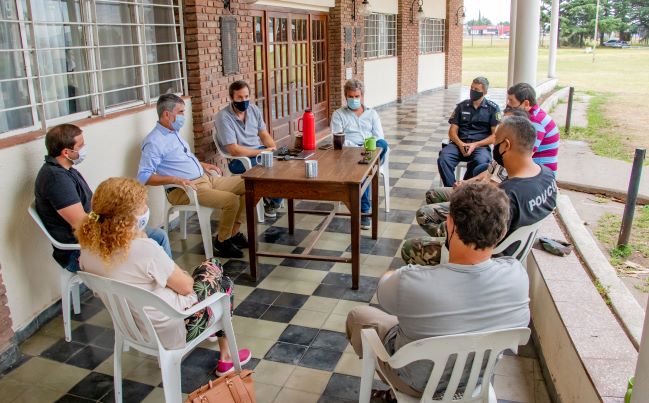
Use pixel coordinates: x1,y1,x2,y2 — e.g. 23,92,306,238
346,183,530,398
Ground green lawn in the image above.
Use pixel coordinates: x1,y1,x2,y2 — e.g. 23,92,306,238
461,36,649,95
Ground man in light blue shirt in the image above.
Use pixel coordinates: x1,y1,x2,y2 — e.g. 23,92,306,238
331,79,389,229
138,94,248,258
214,80,282,218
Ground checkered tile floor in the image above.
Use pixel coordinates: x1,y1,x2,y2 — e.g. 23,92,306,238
0,88,551,402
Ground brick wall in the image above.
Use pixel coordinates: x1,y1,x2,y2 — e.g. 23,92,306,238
0,264,17,373
328,0,365,113
183,0,254,164
445,0,464,86
396,0,420,101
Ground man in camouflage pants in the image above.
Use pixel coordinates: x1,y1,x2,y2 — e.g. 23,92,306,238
402,187,453,266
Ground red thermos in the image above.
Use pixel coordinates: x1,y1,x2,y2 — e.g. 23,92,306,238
298,109,316,150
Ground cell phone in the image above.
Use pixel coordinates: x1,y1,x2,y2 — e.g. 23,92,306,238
319,143,333,150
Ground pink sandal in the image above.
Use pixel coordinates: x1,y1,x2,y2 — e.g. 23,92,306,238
215,348,252,377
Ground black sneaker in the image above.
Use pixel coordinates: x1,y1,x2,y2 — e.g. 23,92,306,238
213,238,243,258
361,215,371,230
230,232,249,249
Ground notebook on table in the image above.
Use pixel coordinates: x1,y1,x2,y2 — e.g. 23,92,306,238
273,149,315,160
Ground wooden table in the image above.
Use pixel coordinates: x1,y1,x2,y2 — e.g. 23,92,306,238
242,147,382,289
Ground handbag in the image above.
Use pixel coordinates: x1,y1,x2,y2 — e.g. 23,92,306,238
185,370,255,403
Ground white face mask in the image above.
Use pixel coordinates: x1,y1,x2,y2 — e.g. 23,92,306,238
67,146,87,165
136,208,150,231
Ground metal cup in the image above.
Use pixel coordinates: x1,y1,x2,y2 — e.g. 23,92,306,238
256,150,274,167
305,160,318,178
333,133,345,150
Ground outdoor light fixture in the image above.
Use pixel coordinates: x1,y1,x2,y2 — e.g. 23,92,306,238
223,0,231,11
352,0,372,21
409,0,425,24
456,6,466,26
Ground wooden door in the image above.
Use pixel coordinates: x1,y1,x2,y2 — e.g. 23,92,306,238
310,15,328,132
267,13,291,142
252,10,329,145
251,11,268,124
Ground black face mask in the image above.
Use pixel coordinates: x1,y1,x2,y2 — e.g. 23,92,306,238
493,140,507,166
470,89,483,102
233,100,250,112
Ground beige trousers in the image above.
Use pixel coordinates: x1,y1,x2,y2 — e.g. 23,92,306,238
346,306,422,398
168,174,245,241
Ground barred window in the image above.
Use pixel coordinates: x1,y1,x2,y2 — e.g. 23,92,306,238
419,18,445,54
364,13,396,59
0,0,186,138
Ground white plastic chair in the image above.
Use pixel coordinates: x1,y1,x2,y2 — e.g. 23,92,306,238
77,271,241,403
359,327,531,403
162,176,215,259
28,202,82,342
440,221,542,265
212,132,265,223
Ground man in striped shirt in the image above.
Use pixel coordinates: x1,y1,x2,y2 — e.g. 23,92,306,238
506,83,559,174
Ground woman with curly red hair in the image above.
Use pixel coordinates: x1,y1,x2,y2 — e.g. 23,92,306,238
76,177,250,376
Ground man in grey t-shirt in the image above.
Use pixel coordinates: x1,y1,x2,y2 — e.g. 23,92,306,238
346,183,530,398
214,80,282,217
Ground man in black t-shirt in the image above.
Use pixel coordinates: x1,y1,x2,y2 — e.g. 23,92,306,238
34,124,171,272
402,116,557,266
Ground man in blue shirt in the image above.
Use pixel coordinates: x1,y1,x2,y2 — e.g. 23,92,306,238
214,80,282,218
331,79,389,230
35,124,171,272
438,76,501,187
138,94,247,258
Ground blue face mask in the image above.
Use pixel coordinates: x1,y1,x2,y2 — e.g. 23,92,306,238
172,114,185,132
347,98,361,110
233,100,250,112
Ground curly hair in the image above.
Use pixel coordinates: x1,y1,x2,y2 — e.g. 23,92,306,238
449,182,510,250
76,177,148,264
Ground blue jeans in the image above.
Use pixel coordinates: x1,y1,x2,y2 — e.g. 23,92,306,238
437,143,492,187
61,226,171,273
361,139,389,213
145,227,172,258
228,147,282,207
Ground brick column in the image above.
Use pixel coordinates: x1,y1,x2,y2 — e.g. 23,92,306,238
328,0,365,115
445,0,464,87
183,0,254,164
397,0,420,101
0,264,18,373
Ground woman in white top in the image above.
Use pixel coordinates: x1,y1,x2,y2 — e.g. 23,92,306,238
77,177,250,376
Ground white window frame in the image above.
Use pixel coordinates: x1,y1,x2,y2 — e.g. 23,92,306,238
0,0,188,139
419,17,445,55
363,13,396,60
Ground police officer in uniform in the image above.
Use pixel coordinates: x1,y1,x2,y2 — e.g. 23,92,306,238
438,76,501,187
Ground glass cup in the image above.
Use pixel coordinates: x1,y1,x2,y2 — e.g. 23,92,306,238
333,133,345,150
294,135,303,151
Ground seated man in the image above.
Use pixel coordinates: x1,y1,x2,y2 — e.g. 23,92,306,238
438,76,500,187
214,80,282,218
137,94,247,259
331,79,388,230
506,82,559,174
35,124,171,273
404,116,557,265
347,183,530,398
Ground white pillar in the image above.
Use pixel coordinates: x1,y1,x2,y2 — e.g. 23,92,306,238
548,0,559,78
632,312,649,402
507,0,517,87
513,0,540,86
